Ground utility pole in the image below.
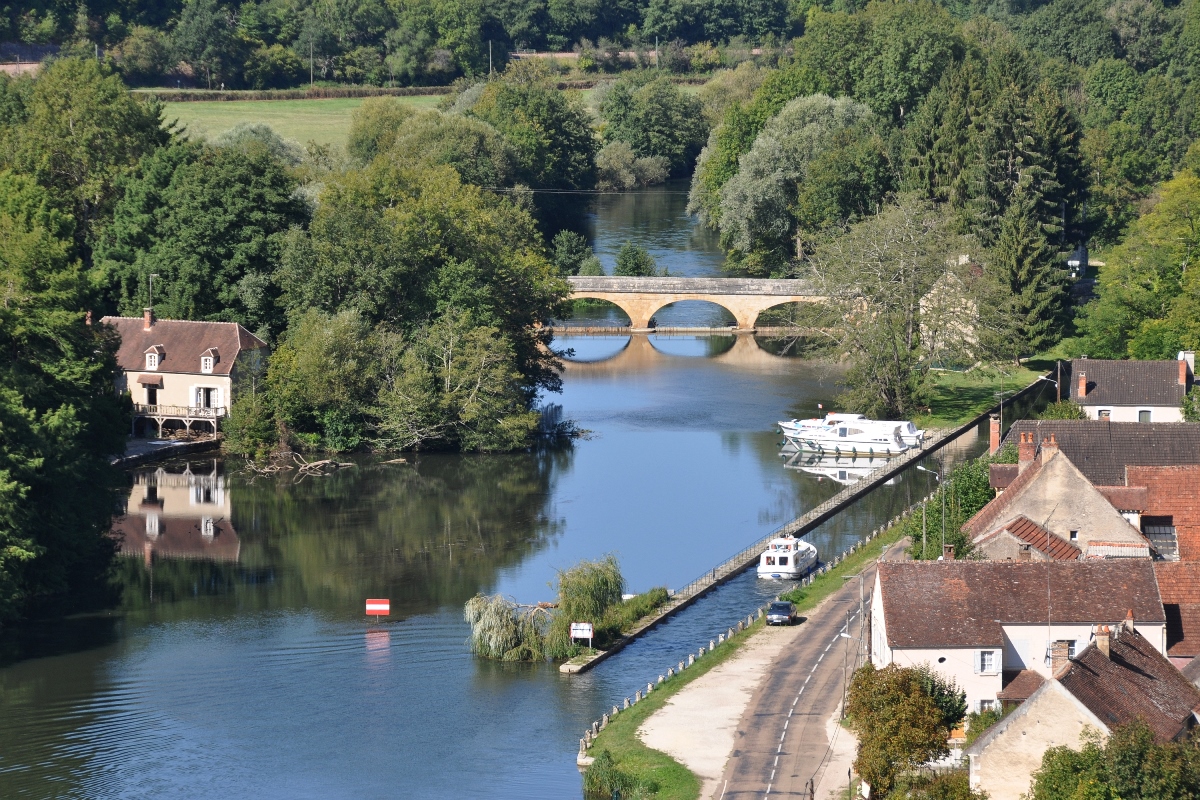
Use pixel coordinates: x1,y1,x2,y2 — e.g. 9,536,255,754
655,37,659,70
489,40,493,76
149,273,159,310
310,40,314,88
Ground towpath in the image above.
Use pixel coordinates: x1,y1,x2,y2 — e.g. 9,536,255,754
639,540,907,799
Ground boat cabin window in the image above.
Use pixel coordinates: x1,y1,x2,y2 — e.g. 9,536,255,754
765,556,776,565
838,428,847,437
845,428,862,435
778,556,789,565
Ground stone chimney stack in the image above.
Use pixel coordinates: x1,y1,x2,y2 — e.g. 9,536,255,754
942,544,955,561
1181,358,1189,387
1050,640,1070,676
1096,625,1111,659
143,307,155,331
1018,432,1036,473
1041,434,1059,459
989,414,1000,455
1076,370,1087,399
1124,609,1135,632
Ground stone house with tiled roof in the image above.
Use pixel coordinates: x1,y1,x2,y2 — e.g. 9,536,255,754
1154,561,1200,667
1002,420,1200,486
871,561,1167,714
964,624,1200,800
968,434,1152,560
1067,354,1194,422
102,309,269,437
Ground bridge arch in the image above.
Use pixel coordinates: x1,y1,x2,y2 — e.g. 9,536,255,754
566,277,825,332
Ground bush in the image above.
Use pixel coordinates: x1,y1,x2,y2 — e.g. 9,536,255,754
223,390,276,456
615,240,661,277
583,750,658,798
1038,400,1086,419
546,555,625,657
244,44,305,90
779,587,806,604
596,141,669,190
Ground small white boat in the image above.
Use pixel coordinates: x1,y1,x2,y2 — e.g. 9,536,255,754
778,413,923,455
757,535,819,579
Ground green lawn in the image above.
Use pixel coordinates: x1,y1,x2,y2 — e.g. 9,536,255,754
917,365,1045,429
162,95,446,147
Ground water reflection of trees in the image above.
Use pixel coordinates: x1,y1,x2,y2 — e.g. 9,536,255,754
118,449,570,619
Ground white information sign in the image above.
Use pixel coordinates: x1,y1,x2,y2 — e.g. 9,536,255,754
570,622,594,639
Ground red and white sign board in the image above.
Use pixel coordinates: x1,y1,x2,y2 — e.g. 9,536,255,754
365,598,390,616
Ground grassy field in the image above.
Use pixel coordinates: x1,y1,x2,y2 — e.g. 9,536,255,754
163,94,446,146
587,524,910,799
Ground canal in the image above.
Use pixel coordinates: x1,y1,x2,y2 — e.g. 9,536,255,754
0,185,998,799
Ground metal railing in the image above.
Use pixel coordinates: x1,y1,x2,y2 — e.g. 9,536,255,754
133,403,227,419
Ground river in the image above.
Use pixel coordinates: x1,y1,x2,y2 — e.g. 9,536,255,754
0,185,992,799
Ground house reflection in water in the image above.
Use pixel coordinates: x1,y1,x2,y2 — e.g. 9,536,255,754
112,462,240,564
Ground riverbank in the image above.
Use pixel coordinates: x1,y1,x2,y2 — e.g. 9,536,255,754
587,523,910,798
110,436,222,468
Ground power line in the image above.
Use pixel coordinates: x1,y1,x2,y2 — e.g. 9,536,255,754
478,186,692,195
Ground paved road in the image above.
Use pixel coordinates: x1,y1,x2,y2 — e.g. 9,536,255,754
714,545,903,800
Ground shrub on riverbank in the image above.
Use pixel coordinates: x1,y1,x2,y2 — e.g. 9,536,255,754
465,555,669,661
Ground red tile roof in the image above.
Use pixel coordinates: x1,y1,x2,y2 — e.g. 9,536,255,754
1003,421,1200,485
1059,627,1200,742
1155,562,1200,657
1096,486,1149,512
878,561,1165,649
965,458,1044,538
101,316,267,377
998,669,1045,702
977,515,1081,561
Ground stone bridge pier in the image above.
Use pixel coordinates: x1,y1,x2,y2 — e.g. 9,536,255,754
566,276,824,332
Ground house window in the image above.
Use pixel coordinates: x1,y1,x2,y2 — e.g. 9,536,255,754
1098,409,1111,420
979,699,997,713
1069,530,1079,542
1138,410,1151,423
146,352,158,370
976,650,999,674
201,356,214,374
146,386,157,406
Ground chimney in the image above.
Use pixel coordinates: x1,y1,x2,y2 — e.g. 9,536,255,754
942,544,955,561
989,414,1000,455
1076,370,1087,399
1050,640,1070,676
1096,625,1110,659
143,307,155,331
1041,434,1059,460
1124,609,1134,632
1180,351,1196,377
1018,432,1036,472
1181,357,1189,387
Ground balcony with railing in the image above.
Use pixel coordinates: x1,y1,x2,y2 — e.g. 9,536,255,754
133,403,227,419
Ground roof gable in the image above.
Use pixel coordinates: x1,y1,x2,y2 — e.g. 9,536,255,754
101,316,267,377
878,561,1165,649
964,679,1106,757
1070,359,1189,407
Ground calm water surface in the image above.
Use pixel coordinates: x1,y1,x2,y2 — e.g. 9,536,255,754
0,190,989,799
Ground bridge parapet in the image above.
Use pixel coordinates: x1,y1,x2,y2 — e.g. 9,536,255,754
566,276,817,296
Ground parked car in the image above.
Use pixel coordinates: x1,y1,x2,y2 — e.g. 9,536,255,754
767,601,798,626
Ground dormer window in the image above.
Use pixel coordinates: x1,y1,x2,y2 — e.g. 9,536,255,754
200,348,219,374
144,344,165,370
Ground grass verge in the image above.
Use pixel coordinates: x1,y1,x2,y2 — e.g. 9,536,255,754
586,525,910,798
916,364,1043,429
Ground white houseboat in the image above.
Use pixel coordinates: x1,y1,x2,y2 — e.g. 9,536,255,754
778,413,924,456
757,535,819,579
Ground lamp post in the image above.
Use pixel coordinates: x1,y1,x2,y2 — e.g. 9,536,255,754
149,273,159,309
914,462,946,557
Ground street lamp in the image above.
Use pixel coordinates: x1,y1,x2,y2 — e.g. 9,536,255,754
149,273,160,309
914,462,947,558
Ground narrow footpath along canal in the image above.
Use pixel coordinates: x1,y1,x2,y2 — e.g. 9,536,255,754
0,185,1010,799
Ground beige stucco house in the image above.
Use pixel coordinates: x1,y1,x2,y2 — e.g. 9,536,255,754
1068,354,1194,422
966,434,1153,560
871,561,1167,713
102,309,268,437
964,624,1200,800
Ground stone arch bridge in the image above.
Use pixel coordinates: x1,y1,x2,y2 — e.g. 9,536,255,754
567,276,823,331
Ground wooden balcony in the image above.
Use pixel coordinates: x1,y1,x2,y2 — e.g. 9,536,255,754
134,404,227,419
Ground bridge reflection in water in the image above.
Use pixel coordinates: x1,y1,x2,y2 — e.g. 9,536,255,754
557,332,801,374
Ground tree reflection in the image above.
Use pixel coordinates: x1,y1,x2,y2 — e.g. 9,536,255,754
117,449,570,620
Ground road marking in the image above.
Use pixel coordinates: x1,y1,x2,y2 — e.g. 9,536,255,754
774,755,779,767
771,769,775,781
